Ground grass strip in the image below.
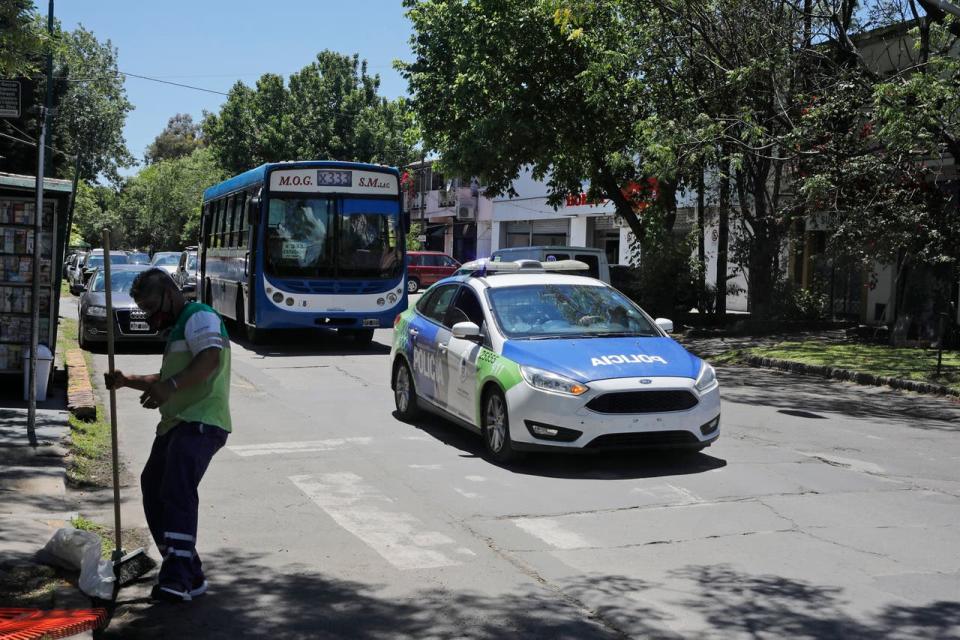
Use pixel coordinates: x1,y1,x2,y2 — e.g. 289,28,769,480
58,305,114,487
727,341,960,394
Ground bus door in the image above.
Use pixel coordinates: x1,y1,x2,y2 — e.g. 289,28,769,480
244,191,262,327
199,203,211,304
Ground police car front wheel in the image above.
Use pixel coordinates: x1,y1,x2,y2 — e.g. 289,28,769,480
482,389,522,463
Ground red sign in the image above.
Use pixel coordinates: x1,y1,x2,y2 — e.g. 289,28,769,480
564,177,660,212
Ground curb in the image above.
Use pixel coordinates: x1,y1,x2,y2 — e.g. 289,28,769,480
65,349,96,421
741,355,959,398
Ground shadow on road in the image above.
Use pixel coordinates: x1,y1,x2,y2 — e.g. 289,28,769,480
228,327,391,358
396,410,727,481
719,366,960,429
95,553,960,640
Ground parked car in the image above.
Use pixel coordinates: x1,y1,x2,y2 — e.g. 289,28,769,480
490,246,610,282
67,251,91,294
127,251,151,265
406,251,460,294
78,264,162,349
79,250,128,291
63,252,78,281
150,251,181,275
173,248,199,300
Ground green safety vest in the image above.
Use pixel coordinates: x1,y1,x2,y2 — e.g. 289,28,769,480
157,302,232,436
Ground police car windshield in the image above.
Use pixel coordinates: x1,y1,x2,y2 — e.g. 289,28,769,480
488,284,658,339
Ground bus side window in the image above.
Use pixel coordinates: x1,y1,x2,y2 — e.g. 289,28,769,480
211,201,221,249
226,196,237,247
238,194,249,249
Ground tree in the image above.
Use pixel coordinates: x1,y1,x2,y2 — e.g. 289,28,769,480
145,113,202,164
0,0,45,77
114,148,225,251
203,51,417,175
0,23,134,182
400,0,663,245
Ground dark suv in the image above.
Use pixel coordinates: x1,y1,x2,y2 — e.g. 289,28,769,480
406,251,460,294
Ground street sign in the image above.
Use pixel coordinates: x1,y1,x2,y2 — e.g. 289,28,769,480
0,80,22,118
417,235,427,242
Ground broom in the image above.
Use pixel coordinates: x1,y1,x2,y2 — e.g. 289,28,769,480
101,229,156,595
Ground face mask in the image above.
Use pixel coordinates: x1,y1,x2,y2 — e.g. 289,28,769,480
145,290,176,331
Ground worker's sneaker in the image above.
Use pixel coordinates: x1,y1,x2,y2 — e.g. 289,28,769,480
189,579,208,598
150,583,192,603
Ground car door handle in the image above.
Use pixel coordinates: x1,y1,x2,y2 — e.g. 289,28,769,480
438,342,448,353
408,328,419,336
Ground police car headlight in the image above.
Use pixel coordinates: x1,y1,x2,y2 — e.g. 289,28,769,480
85,305,107,318
695,361,718,392
520,365,589,396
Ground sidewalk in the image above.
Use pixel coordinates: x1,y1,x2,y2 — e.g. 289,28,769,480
676,329,850,358
0,381,96,635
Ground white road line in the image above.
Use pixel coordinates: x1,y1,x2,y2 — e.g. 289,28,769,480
228,437,372,457
666,483,703,504
465,475,487,482
409,464,443,470
513,517,592,550
454,488,480,499
290,472,463,570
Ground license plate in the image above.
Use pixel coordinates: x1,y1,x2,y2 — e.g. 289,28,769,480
129,321,150,331
362,319,379,327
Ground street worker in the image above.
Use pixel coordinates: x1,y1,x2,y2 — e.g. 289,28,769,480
104,267,231,603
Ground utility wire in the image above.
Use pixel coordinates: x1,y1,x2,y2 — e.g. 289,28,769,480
0,127,77,160
119,72,229,96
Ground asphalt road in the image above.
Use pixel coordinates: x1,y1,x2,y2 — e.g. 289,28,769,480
74,299,960,639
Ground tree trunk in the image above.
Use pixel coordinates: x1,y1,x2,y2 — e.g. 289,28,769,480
716,157,730,319
697,165,707,313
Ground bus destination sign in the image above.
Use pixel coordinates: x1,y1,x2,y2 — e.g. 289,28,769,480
270,167,398,195
317,170,352,187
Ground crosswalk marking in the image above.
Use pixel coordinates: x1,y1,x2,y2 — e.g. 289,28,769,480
513,517,593,550
290,472,464,570
228,437,372,457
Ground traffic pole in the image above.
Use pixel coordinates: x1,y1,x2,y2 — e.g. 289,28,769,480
27,0,56,446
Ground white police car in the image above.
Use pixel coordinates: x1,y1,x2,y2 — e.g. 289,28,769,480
390,259,720,462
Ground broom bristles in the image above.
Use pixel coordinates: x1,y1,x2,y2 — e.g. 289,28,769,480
114,548,156,586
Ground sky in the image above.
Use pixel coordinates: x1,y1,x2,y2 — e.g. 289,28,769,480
47,0,414,176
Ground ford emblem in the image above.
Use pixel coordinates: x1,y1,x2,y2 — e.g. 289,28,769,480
638,378,653,385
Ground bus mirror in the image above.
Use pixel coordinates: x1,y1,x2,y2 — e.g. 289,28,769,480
247,196,261,225
402,211,411,234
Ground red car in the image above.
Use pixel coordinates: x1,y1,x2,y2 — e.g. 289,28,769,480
406,251,460,293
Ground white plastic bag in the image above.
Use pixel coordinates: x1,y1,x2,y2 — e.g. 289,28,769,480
41,527,116,599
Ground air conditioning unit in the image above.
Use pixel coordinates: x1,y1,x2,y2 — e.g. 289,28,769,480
457,204,475,220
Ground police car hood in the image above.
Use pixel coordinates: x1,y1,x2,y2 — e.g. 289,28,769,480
501,336,701,383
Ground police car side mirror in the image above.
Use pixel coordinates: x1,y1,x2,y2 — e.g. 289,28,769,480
655,318,674,334
452,321,482,342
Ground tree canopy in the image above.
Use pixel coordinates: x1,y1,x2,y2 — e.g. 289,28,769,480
203,50,418,175
144,113,203,164
0,22,134,182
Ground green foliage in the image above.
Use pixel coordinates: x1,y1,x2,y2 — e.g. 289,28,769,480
0,0,46,76
203,51,417,175
400,0,660,239
144,113,203,164
114,147,225,252
406,221,424,251
621,229,698,318
0,22,134,182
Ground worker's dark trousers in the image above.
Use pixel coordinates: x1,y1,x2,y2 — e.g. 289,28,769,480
141,421,228,590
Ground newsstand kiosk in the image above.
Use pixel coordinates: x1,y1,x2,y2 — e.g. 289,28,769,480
0,172,71,397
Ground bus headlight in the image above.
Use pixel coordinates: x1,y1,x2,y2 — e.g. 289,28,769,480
387,292,397,305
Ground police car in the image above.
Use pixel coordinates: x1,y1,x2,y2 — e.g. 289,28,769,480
390,259,720,462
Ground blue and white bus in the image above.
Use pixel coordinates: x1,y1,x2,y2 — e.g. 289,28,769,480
200,161,408,345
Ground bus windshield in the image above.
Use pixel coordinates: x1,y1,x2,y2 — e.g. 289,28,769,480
265,197,401,280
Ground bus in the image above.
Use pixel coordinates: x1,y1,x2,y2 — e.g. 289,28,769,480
200,161,408,345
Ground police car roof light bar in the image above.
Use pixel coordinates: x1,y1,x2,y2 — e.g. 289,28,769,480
461,259,590,277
